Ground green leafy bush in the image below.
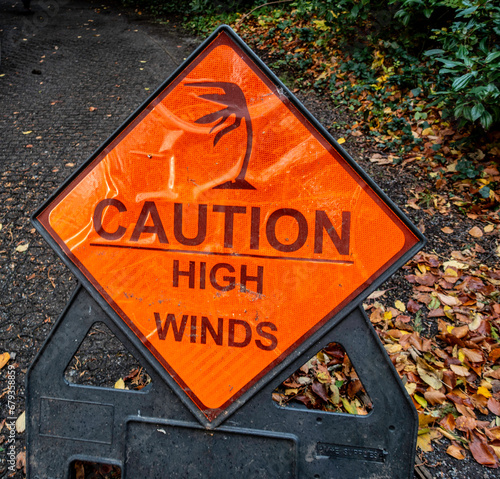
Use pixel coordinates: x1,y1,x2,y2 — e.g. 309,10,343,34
424,0,500,130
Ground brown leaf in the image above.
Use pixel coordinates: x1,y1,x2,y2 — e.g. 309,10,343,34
75,461,85,479
485,369,500,380
424,389,446,405
487,397,500,416
437,293,461,307
461,348,484,363
447,444,466,460
456,415,477,432
311,380,329,402
441,226,454,234
415,272,438,287
469,432,499,467
367,290,387,300
489,348,500,363
16,451,26,473
407,299,421,313
469,226,483,238
439,413,456,431
451,325,469,339
485,426,500,441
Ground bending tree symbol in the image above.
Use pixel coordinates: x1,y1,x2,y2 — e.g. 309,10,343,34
186,82,255,190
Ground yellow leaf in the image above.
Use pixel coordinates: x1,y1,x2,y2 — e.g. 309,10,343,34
414,394,428,408
405,382,417,396
491,445,500,460
16,411,25,433
395,300,406,312
477,386,492,398
22,131,32,135
337,138,346,144
417,432,433,452
0,352,10,370
422,127,433,136
458,350,465,363
418,368,442,390
114,378,125,389
418,263,427,274
316,371,330,384
484,224,494,233
341,397,357,414
384,311,393,321
385,344,402,354
444,268,458,277
15,243,29,252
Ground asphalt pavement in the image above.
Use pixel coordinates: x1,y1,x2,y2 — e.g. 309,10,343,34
0,1,197,476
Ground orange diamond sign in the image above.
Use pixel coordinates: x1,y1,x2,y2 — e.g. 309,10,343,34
34,27,422,422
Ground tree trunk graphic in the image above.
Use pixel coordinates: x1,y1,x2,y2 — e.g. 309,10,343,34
186,82,255,190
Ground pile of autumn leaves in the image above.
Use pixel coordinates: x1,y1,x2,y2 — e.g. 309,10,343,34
275,249,500,467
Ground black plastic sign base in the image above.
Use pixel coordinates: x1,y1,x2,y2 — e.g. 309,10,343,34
27,285,417,478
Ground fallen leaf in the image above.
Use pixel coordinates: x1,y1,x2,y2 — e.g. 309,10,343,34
337,137,346,144
367,290,386,300
424,389,446,405
369,153,393,165
477,386,492,398
0,352,10,370
22,130,32,135
405,382,417,395
461,348,484,363
484,224,495,233
441,227,454,234
469,226,483,238
16,451,26,473
75,461,85,479
439,413,456,431
451,325,469,338
341,397,357,414
114,378,125,389
469,432,499,467
395,300,406,312
16,411,25,433
447,444,466,460
437,293,461,307
15,243,29,252
450,364,470,376
488,397,500,416
89,106,97,112
414,394,428,408
456,415,477,432
417,429,441,452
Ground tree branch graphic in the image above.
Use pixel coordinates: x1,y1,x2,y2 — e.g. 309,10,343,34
185,82,255,190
